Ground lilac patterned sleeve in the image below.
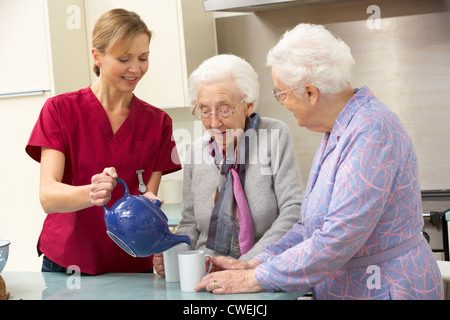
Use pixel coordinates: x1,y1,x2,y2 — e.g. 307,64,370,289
254,87,443,299
253,222,304,263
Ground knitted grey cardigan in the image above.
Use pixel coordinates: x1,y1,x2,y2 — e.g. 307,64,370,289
176,117,304,261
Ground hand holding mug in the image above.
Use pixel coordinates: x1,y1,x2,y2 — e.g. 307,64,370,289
195,269,264,294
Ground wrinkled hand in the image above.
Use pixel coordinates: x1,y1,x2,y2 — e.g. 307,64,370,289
195,256,264,294
209,256,250,272
195,269,264,294
90,167,118,206
153,253,165,277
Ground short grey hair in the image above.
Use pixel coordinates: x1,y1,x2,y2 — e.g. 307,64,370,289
267,24,355,96
188,54,259,108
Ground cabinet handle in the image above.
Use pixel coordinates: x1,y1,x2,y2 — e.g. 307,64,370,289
0,89,50,99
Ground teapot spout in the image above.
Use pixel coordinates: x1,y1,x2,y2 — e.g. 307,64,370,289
173,234,190,246
159,234,190,254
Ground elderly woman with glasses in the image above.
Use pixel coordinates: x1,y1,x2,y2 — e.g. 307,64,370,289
195,24,443,300
153,54,304,276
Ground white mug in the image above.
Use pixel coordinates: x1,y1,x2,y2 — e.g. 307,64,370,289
163,243,189,282
178,250,212,292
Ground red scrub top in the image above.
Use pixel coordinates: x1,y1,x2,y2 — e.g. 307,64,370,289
26,87,181,275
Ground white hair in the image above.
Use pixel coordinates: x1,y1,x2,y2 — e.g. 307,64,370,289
188,54,259,108
267,24,355,96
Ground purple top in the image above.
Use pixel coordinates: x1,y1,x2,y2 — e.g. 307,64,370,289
254,86,443,299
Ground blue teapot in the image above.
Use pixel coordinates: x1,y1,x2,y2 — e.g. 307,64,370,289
104,179,190,257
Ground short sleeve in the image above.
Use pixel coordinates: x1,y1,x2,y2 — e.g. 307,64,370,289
152,113,181,175
25,97,66,163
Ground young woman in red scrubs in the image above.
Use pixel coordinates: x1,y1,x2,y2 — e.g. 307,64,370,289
25,9,181,275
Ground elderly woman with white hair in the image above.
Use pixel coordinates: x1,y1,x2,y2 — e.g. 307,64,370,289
153,54,303,275
195,24,443,300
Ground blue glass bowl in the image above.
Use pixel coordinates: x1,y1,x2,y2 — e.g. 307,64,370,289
0,241,10,273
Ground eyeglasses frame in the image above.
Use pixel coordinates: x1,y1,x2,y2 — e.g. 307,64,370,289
272,86,299,102
192,98,246,121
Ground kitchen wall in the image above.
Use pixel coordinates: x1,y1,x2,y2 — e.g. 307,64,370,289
213,0,450,190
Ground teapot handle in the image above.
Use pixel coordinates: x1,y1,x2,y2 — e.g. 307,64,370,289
103,178,129,210
115,178,130,197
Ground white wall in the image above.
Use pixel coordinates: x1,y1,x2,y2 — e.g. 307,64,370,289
215,0,450,190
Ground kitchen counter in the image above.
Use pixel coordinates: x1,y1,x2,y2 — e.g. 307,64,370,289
1,272,308,300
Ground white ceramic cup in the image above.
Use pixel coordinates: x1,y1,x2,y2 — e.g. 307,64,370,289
178,250,212,292
163,243,189,282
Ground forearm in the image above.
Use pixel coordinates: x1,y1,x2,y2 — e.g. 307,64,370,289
40,181,92,213
145,171,162,195
39,147,93,213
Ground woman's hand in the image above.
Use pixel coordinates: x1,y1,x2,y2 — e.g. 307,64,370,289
209,256,250,272
153,253,165,277
90,167,118,206
195,269,264,294
194,256,263,294
142,191,164,205
209,256,261,272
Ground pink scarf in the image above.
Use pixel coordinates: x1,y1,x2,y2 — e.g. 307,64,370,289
205,113,260,257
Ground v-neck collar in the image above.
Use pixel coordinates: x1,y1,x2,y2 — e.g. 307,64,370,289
322,86,373,160
306,86,374,195
330,86,372,142
87,87,136,143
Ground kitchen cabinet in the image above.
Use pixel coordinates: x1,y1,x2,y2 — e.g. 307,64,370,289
0,0,48,95
46,0,92,95
84,0,217,108
0,0,91,97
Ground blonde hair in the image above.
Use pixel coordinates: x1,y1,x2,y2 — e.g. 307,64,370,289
92,8,152,77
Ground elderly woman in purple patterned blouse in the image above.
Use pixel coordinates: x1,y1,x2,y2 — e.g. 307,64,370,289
195,23,443,300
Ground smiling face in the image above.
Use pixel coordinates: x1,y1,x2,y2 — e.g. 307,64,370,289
197,80,254,151
93,33,150,93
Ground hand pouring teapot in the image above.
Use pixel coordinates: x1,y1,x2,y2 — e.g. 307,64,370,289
104,179,190,257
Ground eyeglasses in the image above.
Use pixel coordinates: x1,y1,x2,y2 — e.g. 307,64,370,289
272,86,299,102
192,98,245,120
